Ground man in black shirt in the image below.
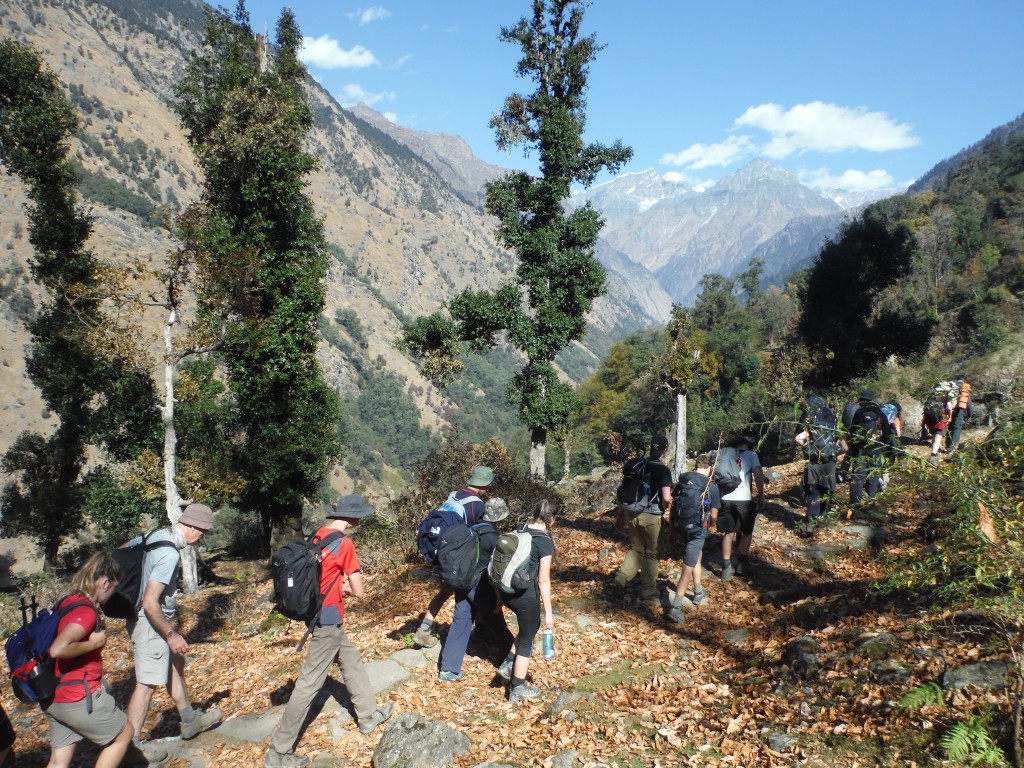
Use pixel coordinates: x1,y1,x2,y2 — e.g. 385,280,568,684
612,435,673,613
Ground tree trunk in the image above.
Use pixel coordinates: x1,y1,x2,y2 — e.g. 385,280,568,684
562,434,571,481
674,392,687,477
529,425,547,482
161,307,198,595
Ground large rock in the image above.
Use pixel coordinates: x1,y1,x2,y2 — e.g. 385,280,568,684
372,713,471,768
782,637,819,677
942,662,1008,691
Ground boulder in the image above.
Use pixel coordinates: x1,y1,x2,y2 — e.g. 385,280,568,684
372,713,471,768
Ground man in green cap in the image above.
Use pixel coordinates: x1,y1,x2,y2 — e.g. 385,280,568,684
413,466,493,648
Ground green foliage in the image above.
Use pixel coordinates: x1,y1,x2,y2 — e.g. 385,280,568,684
900,681,944,713
403,0,631,478
445,346,524,446
73,163,157,221
174,8,341,536
940,714,1006,766
83,465,162,540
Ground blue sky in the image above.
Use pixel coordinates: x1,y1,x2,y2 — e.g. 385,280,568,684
240,1,1023,192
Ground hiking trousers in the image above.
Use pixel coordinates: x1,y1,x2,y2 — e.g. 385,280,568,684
850,450,883,505
616,511,662,602
271,624,376,754
803,461,837,520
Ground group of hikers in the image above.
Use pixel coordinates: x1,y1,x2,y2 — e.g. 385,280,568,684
3,377,975,767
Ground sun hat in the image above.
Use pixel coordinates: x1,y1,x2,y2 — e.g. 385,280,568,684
467,466,494,487
179,503,215,531
329,494,375,520
483,497,510,523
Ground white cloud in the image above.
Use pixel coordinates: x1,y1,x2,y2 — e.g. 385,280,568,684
300,35,378,69
735,101,919,158
391,53,413,69
799,167,895,191
659,135,755,169
348,7,390,25
336,83,396,108
381,112,398,123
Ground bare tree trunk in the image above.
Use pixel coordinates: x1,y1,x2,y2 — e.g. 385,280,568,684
674,392,687,478
529,426,547,482
162,306,198,595
562,432,571,481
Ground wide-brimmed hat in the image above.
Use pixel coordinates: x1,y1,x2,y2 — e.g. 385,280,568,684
329,494,375,520
179,503,215,531
858,390,876,403
467,466,494,487
483,497,509,523
0,554,15,590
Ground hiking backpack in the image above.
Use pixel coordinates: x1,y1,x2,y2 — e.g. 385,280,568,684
6,595,95,705
437,521,497,592
803,406,838,463
103,531,179,620
923,396,947,424
416,507,466,565
671,472,712,532
851,403,883,446
712,447,744,495
488,526,543,594
616,457,655,514
437,491,482,520
270,530,345,626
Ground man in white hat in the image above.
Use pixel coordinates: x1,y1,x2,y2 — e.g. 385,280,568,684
266,495,394,767
125,503,223,753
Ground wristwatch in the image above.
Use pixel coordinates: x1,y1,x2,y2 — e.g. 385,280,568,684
166,628,176,639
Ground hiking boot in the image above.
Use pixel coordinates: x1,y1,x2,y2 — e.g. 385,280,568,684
413,627,438,648
665,605,686,624
637,598,661,616
264,748,310,768
180,706,222,740
124,741,169,767
496,657,514,681
358,702,394,734
720,561,734,581
508,684,540,703
438,669,465,682
691,585,710,607
734,558,751,578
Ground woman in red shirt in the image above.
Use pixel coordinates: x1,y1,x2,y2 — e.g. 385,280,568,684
45,551,137,768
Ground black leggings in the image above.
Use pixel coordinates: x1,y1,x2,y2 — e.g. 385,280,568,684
506,587,541,659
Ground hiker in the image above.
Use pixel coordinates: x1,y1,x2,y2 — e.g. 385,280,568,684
665,454,720,623
947,375,974,453
125,504,222,750
793,394,845,538
924,383,954,461
44,551,164,768
266,495,394,768
437,497,514,682
847,391,893,506
836,398,860,483
0,702,12,768
494,499,557,702
414,466,493,648
716,435,765,580
610,435,673,613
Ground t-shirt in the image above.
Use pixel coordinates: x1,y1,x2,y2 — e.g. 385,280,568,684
52,595,102,704
647,460,673,507
132,528,180,621
523,524,555,581
315,527,360,625
721,450,761,502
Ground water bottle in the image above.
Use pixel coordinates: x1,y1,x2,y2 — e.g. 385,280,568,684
542,628,555,659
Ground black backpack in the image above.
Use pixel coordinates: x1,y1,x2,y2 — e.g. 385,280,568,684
617,457,655,513
437,521,497,592
923,397,947,424
803,406,838,463
851,404,883,447
672,472,712,532
103,531,179,620
712,447,743,495
270,530,345,634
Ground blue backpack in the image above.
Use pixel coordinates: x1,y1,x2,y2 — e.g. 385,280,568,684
6,595,95,705
417,507,466,565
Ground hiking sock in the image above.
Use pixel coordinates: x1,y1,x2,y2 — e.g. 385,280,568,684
418,619,434,633
179,706,197,725
510,676,526,690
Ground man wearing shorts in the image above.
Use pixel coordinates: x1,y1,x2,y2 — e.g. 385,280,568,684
126,504,222,746
666,454,719,623
717,435,765,580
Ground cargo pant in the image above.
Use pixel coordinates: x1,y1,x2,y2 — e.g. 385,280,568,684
614,511,662,603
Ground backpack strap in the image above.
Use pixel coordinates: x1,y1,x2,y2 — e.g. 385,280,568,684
51,596,100,712
295,531,346,652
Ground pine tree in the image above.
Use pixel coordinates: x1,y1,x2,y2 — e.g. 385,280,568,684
403,0,631,478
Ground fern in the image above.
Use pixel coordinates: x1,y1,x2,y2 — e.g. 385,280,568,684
940,715,1006,765
901,681,944,712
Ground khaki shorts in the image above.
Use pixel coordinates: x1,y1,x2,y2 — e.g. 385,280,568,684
129,618,171,686
45,686,126,750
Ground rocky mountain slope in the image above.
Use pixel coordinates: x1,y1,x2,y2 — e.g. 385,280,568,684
0,0,663,464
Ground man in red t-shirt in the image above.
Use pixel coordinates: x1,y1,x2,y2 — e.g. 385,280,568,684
266,495,394,768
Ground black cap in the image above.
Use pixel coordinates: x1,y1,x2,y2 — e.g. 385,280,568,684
650,435,669,454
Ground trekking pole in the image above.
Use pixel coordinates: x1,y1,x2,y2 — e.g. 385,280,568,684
30,594,38,621
19,595,28,627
